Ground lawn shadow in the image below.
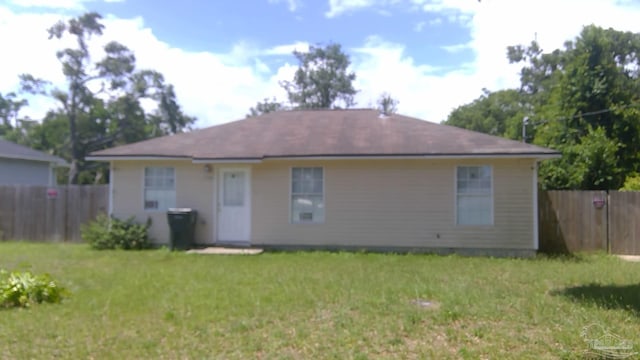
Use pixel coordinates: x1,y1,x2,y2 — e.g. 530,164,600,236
553,283,640,316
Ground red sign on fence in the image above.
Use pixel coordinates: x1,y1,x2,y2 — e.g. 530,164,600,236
46,188,58,199
592,196,606,209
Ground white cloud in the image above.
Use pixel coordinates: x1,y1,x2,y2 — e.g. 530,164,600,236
326,0,399,18
351,36,475,122
95,19,297,124
268,0,301,12
0,9,71,88
254,59,271,74
263,41,310,56
413,21,426,32
220,40,261,65
0,8,292,127
408,0,478,27
9,0,78,8
326,0,475,19
441,42,470,53
428,17,442,26
7,0,111,10
411,0,479,15
465,0,640,92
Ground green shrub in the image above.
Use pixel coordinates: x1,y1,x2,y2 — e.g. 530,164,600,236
81,214,112,249
0,270,68,308
81,214,151,250
620,174,640,191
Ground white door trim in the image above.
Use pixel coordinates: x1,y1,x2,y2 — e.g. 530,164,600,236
216,167,251,244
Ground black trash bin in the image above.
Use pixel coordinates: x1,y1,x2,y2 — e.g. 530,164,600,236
167,208,198,250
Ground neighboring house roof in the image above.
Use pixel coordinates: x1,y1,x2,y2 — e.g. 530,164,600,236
0,138,67,165
89,109,560,161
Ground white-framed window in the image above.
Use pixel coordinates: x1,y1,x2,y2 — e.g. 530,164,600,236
144,167,176,211
291,167,324,223
456,165,493,225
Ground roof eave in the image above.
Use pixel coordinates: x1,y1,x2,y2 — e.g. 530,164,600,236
1,153,68,164
260,153,562,160
191,158,263,164
85,155,192,161
88,152,561,162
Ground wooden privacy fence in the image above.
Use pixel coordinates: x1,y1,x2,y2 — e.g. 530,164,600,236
539,190,640,255
608,191,640,255
0,185,108,242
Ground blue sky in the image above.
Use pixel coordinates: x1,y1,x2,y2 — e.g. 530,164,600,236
2,0,640,126
82,1,472,66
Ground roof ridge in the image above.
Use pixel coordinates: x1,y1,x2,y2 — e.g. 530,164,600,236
286,108,377,112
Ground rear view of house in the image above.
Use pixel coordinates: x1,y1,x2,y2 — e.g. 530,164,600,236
0,138,67,186
89,109,559,256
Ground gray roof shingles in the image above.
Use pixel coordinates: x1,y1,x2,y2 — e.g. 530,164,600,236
0,138,66,164
90,109,559,160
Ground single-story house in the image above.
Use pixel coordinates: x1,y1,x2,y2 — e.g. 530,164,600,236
88,109,560,256
0,138,67,186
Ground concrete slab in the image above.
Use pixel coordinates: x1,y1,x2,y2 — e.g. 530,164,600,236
186,247,263,255
618,255,640,262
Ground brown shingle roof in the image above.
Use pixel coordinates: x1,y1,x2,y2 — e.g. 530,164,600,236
89,109,559,160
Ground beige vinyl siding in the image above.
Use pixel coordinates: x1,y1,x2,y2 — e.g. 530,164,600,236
252,158,535,250
111,160,214,245
111,157,535,250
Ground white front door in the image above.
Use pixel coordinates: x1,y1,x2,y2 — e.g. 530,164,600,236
217,168,251,244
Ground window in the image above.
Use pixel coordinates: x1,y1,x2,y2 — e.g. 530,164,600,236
144,167,176,210
456,166,492,225
223,171,245,206
291,167,324,223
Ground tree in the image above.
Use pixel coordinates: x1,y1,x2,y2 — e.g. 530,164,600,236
0,92,27,137
446,25,640,190
246,97,284,118
20,12,194,184
280,43,357,109
445,89,529,140
509,25,640,189
538,127,621,189
620,174,640,191
376,92,399,115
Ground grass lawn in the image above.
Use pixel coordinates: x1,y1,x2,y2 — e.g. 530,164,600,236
1,243,639,359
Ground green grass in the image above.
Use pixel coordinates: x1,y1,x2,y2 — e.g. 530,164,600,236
0,243,639,359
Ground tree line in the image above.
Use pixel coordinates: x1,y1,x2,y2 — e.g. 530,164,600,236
445,25,640,191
